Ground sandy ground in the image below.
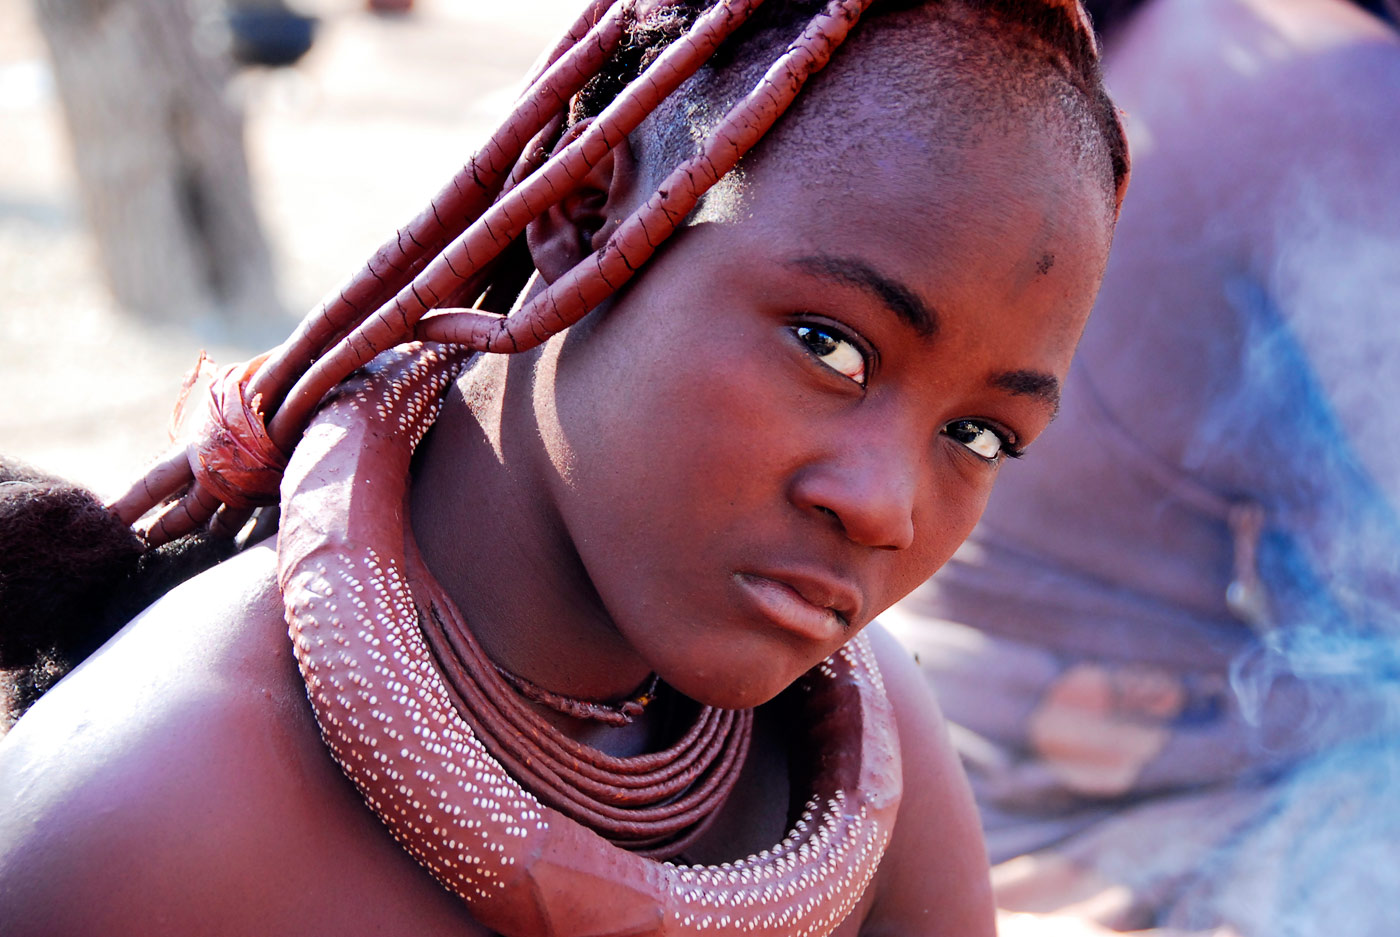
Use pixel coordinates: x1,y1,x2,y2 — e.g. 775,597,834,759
0,0,579,500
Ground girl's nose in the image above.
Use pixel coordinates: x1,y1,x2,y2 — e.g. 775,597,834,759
789,441,918,551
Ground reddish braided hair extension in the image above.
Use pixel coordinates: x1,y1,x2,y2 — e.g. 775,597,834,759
110,0,769,544
107,0,636,542
108,0,1126,551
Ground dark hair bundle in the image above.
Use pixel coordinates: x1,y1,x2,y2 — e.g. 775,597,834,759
0,458,232,725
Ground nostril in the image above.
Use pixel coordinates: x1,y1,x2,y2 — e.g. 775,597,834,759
793,466,916,551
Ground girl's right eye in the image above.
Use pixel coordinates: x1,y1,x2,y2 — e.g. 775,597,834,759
792,325,867,386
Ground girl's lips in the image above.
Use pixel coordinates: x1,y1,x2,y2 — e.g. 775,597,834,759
734,573,848,643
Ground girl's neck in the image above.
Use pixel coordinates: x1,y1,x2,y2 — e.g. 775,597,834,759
408,350,657,725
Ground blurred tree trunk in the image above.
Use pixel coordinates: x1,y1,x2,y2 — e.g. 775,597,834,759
32,0,282,331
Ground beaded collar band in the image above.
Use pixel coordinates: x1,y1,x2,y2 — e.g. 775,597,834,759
277,343,903,937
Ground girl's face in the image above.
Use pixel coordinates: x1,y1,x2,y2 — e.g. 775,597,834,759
531,128,1113,709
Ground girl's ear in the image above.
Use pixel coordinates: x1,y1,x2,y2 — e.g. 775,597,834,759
526,119,642,285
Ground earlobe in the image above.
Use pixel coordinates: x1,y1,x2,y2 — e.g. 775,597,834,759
526,119,642,285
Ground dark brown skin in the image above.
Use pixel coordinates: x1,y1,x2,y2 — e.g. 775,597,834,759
0,57,1111,937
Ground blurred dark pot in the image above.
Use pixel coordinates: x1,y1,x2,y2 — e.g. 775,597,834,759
227,8,318,68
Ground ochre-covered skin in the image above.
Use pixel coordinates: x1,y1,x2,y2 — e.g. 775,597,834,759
106,0,1124,549
277,343,903,937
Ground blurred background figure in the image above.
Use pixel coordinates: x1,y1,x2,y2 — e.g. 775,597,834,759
887,0,1400,934
1,0,576,495
32,0,283,331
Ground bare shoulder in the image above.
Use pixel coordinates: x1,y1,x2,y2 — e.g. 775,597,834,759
0,542,473,935
0,541,294,829
858,623,995,937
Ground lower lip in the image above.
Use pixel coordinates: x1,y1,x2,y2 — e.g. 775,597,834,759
734,574,846,643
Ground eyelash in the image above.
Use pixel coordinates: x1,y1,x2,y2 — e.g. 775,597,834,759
789,319,1024,464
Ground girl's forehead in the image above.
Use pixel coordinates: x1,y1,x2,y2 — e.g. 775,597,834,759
731,118,1112,261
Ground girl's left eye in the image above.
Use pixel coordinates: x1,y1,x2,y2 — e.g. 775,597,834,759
793,325,867,386
944,419,1019,462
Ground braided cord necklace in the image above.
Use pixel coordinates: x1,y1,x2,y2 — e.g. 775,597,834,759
278,343,903,937
494,665,661,727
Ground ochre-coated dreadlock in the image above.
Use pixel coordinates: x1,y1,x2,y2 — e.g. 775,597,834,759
3,0,1129,721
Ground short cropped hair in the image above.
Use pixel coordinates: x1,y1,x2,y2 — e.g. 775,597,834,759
574,0,1127,216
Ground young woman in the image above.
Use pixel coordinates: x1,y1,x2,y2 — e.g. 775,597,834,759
0,1,1127,934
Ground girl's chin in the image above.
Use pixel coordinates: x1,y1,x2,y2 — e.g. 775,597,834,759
658,659,812,711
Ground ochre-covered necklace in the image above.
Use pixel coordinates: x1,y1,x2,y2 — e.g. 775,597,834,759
277,343,902,937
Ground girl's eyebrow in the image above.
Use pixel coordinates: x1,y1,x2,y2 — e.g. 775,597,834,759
992,368,1062,415
787,254,939,337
